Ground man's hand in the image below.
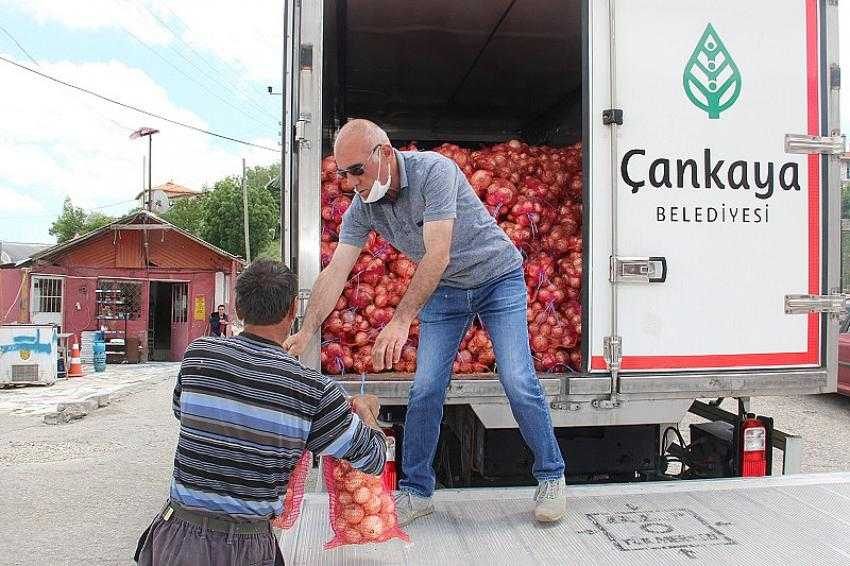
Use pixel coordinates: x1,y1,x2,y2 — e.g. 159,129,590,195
371,318,411,371
282,330,312,357
351,394,380,429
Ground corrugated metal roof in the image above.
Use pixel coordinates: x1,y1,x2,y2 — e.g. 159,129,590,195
134,181,203,200
0,241,51,265
27,211,243,268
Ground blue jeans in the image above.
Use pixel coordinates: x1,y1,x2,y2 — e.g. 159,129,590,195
398,268,565,498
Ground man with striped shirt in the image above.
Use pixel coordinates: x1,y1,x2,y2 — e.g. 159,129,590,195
136,259,386,566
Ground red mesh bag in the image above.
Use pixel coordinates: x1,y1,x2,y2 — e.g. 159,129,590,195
271,450,312,530
322,456,410,549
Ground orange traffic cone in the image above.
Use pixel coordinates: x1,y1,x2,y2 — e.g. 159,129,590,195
67,342,84,378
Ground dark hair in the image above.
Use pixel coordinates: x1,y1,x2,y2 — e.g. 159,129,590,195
235,259,298,325
217,304,225,309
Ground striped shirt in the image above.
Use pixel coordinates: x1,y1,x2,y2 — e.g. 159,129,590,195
169,332,386,520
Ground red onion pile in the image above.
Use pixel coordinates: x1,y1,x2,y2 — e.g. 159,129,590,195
320,139,583,375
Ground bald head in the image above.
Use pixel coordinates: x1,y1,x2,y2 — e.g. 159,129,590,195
333,119,397,198
334,119,390,155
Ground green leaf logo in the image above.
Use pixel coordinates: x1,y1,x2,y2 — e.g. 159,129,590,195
683,24,742,119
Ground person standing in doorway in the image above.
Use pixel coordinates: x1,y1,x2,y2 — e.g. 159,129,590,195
207,304,228,337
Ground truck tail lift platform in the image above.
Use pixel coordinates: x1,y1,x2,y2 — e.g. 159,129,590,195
282,473,850,565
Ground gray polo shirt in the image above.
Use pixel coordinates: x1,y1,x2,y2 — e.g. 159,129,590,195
338,149,523,289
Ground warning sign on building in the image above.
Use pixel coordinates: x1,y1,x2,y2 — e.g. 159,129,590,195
194,296,206,321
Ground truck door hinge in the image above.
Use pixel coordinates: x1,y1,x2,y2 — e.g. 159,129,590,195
785,293,848,318
300,44,314,70
610,256,667,283
785,133,846,155
831,64,841,90
293,115,312,150
295,289,311,330
550,399,582,412
603,335,622,371
602,108,624,126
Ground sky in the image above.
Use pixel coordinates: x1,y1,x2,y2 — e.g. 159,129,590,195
0,0,282,243
0,3,848,244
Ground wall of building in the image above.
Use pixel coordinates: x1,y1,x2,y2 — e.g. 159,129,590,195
0,268,24,324
22,223,240,361
34,269,221,361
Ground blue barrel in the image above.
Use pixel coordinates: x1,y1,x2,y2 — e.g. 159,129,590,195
93,340,107,372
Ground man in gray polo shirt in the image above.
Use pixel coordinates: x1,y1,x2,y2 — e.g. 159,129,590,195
284,119,566,525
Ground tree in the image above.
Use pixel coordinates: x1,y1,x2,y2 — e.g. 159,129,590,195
258,239,282,261
163,195,207,237
201,177,278,259
49,198,116,243
85,212,115,232
843,182,850,219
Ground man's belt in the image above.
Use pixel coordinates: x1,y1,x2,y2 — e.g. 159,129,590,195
163,502,271,535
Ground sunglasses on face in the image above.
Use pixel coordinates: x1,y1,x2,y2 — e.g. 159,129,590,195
336,144,381,179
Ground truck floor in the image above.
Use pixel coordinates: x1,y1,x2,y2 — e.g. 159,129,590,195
281,472,850,565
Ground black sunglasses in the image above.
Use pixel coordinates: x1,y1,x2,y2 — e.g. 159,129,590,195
336,144,381,179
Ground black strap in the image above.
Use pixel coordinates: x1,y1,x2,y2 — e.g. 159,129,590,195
133,522,153,562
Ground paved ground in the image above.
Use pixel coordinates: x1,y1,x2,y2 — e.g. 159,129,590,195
0,362,179,416
0,366,849,565
0,372,179,566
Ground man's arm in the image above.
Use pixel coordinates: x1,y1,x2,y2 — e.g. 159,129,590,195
305,381,386,475
283,243,361,355
301,243,360,336
372,219,453,370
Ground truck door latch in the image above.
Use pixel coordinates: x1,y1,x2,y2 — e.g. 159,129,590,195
785,293,848,319
610,256,667,284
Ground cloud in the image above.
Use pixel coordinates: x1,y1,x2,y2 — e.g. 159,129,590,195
0,53,278,239
1,0,282,85
1,0,171,45
0,186,44,214
162,1,283,85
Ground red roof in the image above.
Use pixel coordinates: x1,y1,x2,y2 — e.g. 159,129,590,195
135,181,202,200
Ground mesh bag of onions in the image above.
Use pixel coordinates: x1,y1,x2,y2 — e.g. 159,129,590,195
271,450,312,530
322,457,410,549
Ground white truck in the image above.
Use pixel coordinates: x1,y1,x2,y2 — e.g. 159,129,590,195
279,0,842,492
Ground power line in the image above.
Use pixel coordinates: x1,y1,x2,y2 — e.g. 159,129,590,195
90,198,138,210
129,0,278,122
0,24,37,64
0,54,278,152
0,23,135,133
116,22,272,129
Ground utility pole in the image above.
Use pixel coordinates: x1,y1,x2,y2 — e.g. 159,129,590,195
130,127,159,211
147,135,153,211
242,158,251,262
141,155,146,207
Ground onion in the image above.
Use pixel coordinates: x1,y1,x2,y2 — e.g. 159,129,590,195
343,505,365,525
358,515,386,539
343,472,365,493
320,139,584,374
342,527,363,544
363,495,383,515
353,486,371,505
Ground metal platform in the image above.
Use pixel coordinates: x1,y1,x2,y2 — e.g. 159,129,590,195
280,473,850,565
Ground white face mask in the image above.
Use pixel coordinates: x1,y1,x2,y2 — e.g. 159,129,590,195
361,149,392,204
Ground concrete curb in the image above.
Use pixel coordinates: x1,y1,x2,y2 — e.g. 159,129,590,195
43,393,111,425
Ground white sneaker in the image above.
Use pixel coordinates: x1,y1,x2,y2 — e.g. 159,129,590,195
393,491,434,526
534,477,567,523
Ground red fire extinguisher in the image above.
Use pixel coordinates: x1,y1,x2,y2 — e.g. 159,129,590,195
740,414,767,477
382,427,398,491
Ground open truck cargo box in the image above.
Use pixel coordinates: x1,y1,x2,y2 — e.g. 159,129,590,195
281,0,841,418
